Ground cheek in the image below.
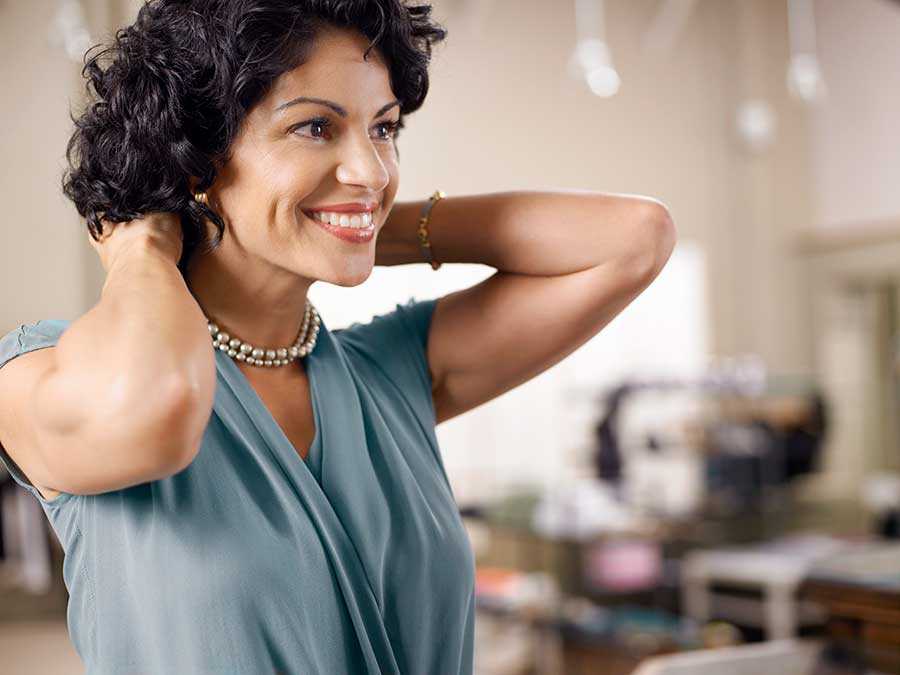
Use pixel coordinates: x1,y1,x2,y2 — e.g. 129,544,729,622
261,160,318,196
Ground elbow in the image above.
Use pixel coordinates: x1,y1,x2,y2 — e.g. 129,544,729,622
162,376,213,471
162,349,217,470
118,374,209,476
630,199,677,285
650,200,678,268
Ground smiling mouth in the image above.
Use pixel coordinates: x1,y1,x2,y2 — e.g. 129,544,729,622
302,209,376,230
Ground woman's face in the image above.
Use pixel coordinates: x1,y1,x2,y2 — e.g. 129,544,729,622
207,26,400,288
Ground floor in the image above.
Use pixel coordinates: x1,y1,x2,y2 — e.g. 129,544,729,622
0,621,83,674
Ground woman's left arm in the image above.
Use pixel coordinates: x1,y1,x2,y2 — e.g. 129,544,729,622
375,190,677,425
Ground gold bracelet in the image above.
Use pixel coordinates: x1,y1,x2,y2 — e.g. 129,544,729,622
416,189,445,270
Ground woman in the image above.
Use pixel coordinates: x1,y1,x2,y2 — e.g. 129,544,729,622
0,0,676,673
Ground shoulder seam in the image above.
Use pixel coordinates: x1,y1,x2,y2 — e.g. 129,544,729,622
14,325,26,352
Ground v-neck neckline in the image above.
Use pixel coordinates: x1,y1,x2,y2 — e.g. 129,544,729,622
210,329,403,673
214,343,323,481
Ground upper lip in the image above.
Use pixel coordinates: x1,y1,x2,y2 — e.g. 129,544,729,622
303,202,378,213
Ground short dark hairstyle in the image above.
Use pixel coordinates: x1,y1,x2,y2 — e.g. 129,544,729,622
63,0,447,276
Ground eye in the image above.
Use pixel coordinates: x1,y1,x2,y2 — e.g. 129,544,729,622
372,119,402,141
291,117,331,140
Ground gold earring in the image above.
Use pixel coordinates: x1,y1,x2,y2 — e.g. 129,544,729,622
194,191,209,206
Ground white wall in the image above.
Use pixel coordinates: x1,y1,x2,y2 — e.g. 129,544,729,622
0,0,90,330
811,0,900,229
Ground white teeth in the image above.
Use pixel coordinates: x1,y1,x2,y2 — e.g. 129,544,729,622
310,210,374,229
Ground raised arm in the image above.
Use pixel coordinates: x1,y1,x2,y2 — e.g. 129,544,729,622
376,190,676,424
0,214,216,496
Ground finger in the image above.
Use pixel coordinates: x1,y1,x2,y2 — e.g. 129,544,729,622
96,220,113,243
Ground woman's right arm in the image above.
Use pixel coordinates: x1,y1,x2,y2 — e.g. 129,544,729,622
0,215,217,495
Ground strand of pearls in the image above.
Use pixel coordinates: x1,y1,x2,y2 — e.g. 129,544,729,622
206,300,321,367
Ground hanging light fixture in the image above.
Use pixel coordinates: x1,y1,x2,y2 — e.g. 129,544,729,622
569,0,620,97
50,0,92,63
786,0,826,103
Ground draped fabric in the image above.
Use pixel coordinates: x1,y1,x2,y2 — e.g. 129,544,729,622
0,298,475,674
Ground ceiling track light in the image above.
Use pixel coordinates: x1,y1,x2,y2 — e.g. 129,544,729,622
786,0,827,103
569,0,621,98
50,0,92,63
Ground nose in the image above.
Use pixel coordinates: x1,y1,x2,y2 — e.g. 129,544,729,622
335,132,391,193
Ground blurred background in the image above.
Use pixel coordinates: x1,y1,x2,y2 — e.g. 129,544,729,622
2,0,900,673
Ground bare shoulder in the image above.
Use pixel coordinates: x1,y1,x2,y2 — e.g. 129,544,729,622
0,347,64,501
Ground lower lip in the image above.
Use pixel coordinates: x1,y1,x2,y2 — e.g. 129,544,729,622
306,212,376,244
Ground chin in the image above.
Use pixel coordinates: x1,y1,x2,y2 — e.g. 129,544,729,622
325,262,375,288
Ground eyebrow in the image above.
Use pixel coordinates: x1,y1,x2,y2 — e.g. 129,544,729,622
274,96,401,118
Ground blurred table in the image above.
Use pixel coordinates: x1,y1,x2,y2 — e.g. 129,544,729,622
799,542,900,674
681,534,846,639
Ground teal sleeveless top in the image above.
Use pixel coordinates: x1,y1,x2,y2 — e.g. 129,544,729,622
0,298,475,674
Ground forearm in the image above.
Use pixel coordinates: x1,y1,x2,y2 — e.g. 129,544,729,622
375,190,676,276
36,241,215,435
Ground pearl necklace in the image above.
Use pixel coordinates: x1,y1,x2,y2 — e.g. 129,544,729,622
206,300,321,367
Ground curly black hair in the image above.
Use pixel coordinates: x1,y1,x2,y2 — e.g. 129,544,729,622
63,0,447,276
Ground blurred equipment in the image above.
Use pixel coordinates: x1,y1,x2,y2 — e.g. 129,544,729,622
861,472,900,538
590,371,829,520
592,381,708,518
531,478,649,540
582,538,663,595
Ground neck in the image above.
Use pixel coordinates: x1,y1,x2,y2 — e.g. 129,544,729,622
185,250,315,350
